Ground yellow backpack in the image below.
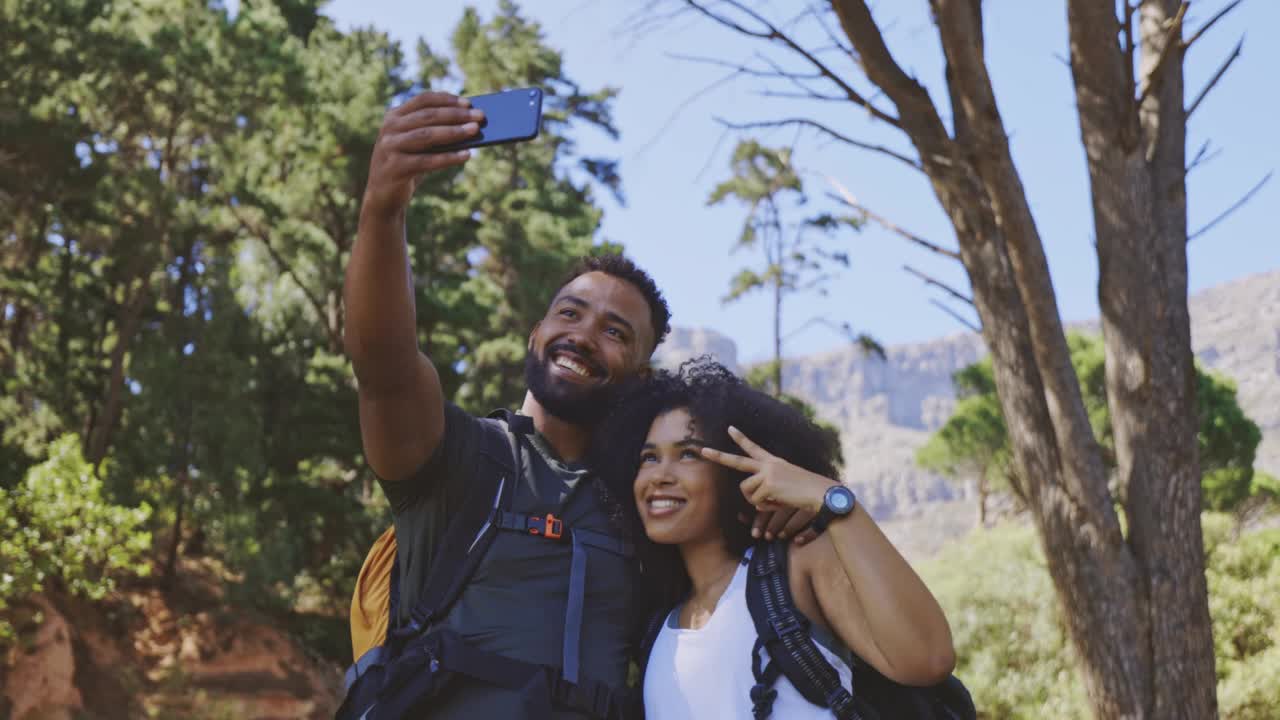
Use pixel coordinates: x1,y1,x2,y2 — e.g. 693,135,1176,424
349,525,396,662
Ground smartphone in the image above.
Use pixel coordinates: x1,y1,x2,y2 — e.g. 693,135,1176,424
437,87,543,152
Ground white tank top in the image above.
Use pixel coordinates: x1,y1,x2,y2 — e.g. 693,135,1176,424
643,551,854,720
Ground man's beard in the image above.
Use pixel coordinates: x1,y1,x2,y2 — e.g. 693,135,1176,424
525,343,618,426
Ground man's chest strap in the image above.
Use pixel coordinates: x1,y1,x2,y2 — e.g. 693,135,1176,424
491,509,634,684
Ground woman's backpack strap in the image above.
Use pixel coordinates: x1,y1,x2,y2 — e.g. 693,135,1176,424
745,539,977,720
745,539,875,720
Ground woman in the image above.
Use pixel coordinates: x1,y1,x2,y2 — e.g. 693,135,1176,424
594,360,956,719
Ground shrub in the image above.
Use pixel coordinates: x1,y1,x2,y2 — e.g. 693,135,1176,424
0,434,152,644
919,514,1280,719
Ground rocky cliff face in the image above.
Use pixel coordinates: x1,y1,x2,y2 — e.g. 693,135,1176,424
653,326,742,374
1187,271,1280,476
656,269,1280,522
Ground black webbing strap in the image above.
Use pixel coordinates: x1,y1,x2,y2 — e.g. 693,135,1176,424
493,509,566,539
750,636,783,719
563,529,634,684
344,645,385,693
372,628,633,720
746,541,875,720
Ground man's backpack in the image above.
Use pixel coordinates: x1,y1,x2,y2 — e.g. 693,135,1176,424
743,540,976,720
337,412,636,720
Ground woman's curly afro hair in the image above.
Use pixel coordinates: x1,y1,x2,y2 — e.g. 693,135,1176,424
589,357,842,622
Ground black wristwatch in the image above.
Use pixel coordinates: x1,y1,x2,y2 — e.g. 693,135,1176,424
810,484,856,535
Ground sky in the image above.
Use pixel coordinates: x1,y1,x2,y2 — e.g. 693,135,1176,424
311,0,1278,363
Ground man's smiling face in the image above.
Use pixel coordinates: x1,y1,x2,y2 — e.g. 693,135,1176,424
525,271,655,425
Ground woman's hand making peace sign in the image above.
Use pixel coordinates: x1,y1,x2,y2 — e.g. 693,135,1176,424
700,426,840,519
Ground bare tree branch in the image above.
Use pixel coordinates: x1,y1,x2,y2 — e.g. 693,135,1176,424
823,175,961,260
756,89,852,102
1136,1,1188,107
666,51,824,81
751,51,849,100
782,316,887,360
806,3,858,64
1187,139,1210,171
715,116,921,171
828,0,954,167
671,50,854,106
904,264,973,306
622,0,694,44
1188,171,1272,241
683,0,902,128
229,206,340,349
929,297,982,333
635,66,742,156
1184,139,1221,176
1182,0,1245,50
693,124,734,183
1185,36,1244,121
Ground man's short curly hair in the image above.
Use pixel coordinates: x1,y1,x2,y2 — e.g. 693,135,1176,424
559,254,671,352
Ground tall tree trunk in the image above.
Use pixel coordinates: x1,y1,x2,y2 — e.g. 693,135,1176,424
828,1,1204,715
1068,0,1215,715
976,473,988,527
56,238,75,411
1,212,49,380
86,277,148,467
163,466,188,587
671,0,1221,711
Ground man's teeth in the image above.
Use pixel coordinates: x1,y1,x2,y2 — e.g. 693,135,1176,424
649,498,685,511
554,356,590,377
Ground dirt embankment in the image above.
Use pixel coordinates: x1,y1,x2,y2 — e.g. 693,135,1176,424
2,562,344,720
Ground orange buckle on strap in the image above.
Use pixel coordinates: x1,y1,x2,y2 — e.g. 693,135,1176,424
530,513,564,540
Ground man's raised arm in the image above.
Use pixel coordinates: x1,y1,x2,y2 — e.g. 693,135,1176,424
343,91,482,483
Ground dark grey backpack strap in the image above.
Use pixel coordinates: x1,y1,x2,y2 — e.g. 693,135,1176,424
395,412,518,635
745,540,874,720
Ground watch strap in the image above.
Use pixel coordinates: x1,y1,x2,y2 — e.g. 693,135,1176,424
810,485,855,536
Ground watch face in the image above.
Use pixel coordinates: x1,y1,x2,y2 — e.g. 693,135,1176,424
828,487,853,512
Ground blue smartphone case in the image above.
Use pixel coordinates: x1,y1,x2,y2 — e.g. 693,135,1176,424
439,87,543,152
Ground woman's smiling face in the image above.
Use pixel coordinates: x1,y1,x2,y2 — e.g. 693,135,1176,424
633,408,726,546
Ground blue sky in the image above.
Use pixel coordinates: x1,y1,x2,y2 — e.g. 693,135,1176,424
316,0,1278,362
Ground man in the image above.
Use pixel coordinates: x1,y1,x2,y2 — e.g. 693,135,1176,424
342,91,810,718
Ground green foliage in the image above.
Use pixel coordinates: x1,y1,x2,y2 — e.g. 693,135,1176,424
0,434,151,644
1197,372,1264,511
919,525,1087,718
0,0,618,660
1253,471,1280,500
916,393,1014,498
921,515,1280,719
1203,515,1280,719
918,333,1266,513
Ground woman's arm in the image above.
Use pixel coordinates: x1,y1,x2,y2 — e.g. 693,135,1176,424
794,511,955,686
701,426,955,686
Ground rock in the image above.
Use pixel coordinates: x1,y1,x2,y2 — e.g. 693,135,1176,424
3,596,83,720
653,326,740,373
1185,270,1280,476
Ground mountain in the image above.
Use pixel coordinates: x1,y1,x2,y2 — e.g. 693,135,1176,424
654,269,1280,523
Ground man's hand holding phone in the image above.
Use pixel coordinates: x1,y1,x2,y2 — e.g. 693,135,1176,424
363,91,483,220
